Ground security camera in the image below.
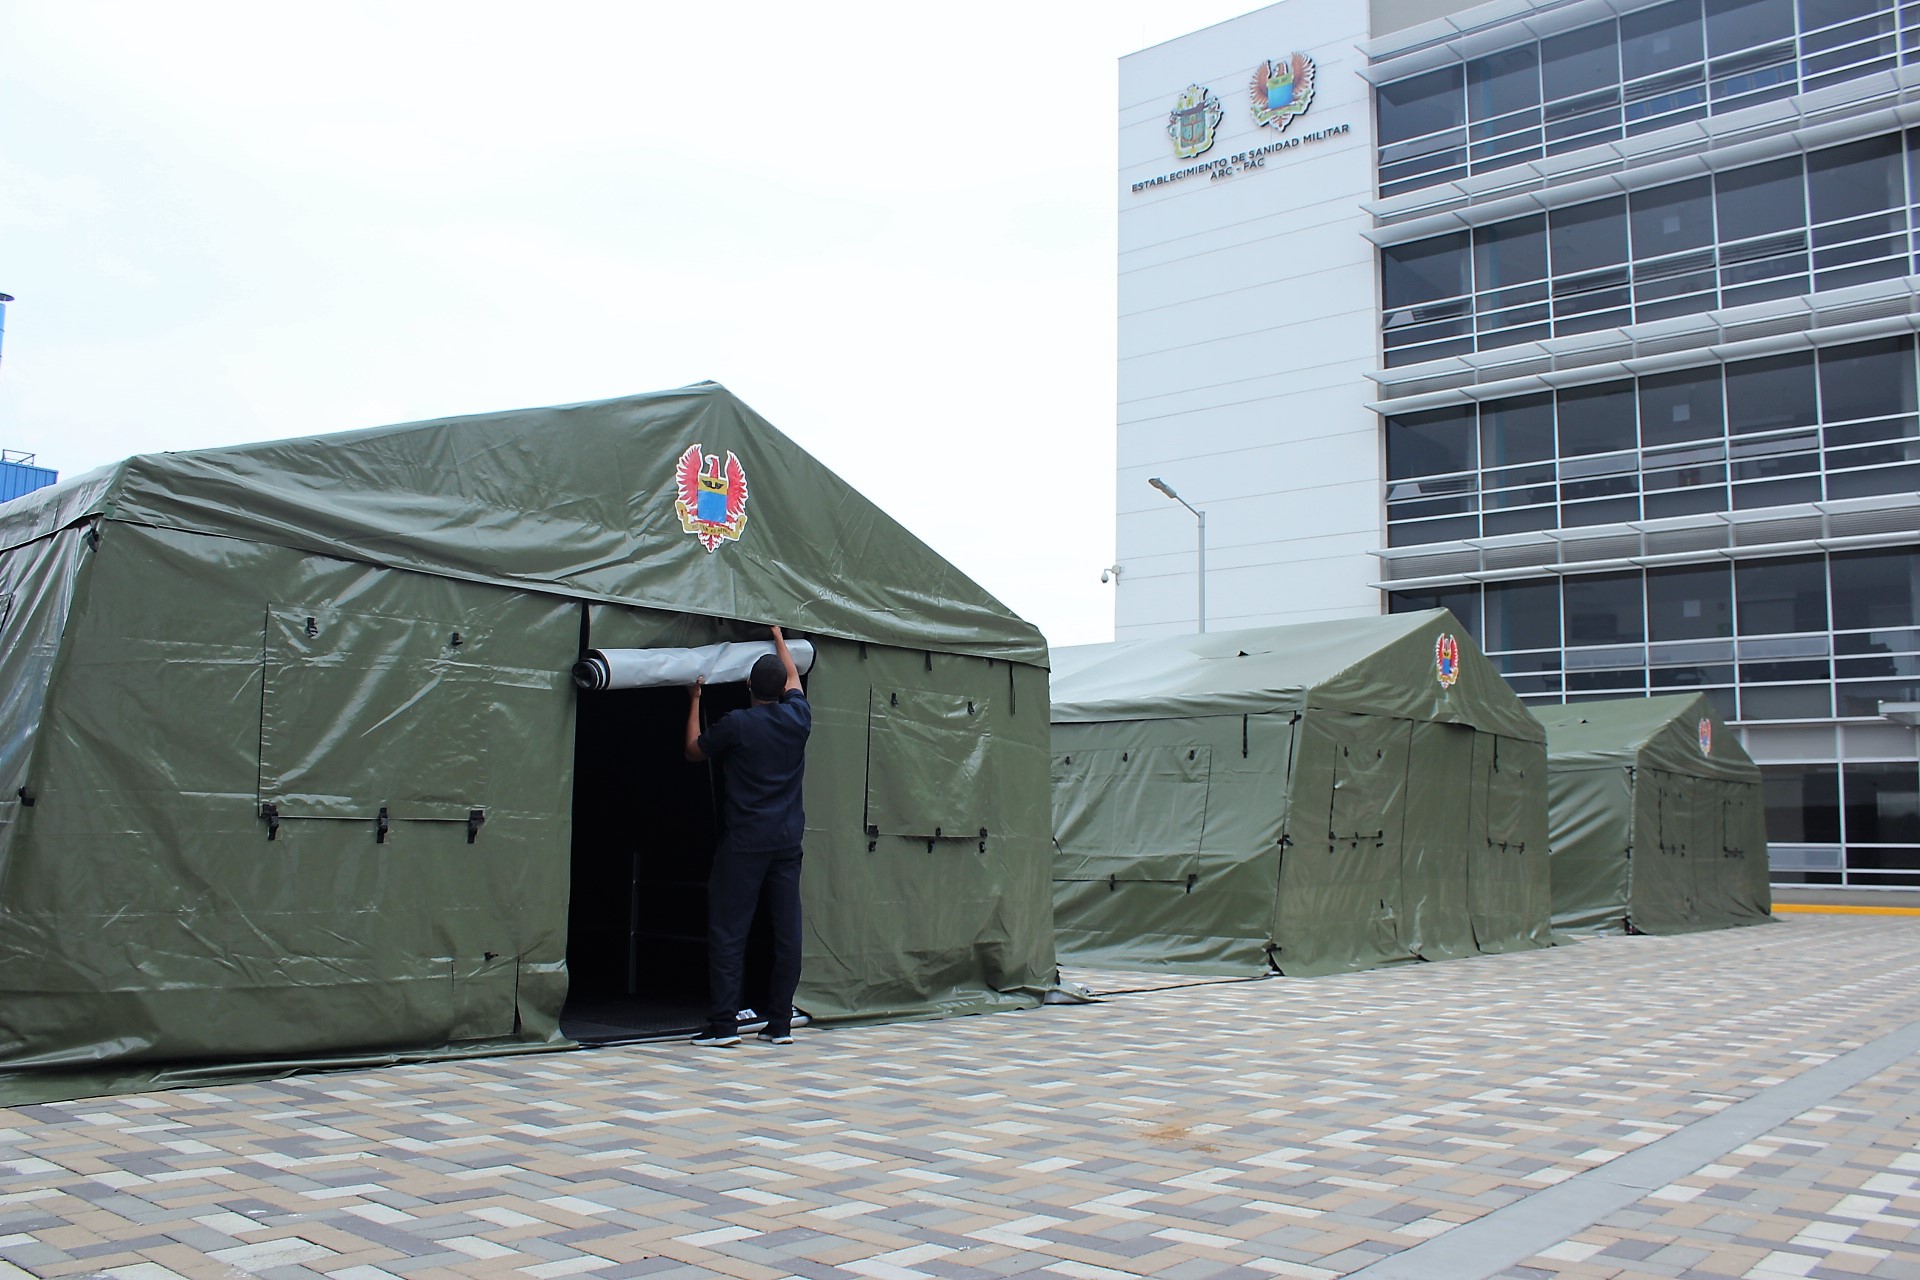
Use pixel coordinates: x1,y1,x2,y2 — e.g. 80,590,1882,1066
1100,564,1122,584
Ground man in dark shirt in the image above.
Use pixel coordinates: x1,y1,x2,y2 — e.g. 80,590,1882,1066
684,626,810,1047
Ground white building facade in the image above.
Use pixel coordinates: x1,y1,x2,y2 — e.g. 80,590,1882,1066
1117,0,1920,888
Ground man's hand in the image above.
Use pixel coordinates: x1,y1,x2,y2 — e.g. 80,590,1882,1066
689,676,705,700
770,626,802,693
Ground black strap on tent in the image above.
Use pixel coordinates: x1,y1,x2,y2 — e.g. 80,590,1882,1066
468,809,486,844
376,807,390,844
259,803,278,839
1242,715,1248,758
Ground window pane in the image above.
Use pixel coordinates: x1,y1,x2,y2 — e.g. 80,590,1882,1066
1736,555,1829,634
1807,134,1903,226
1474,217,1547,289
1649,563,1734,639
1557,381,1637,456
1845,762,1920,843
1715,157,1808,242
1799,0,1887,29
1378,67,1466,146
1383,234,1469,310
1630,178,1714,259
1485,580,1561,651
1819,337,1916,422
1831,548,1920,630
1640,366,1724,446
1468,45,1541,119
1542,22,1622,98
1565,572,1646,644
1621,0,1705,78
1764,762,1840,842
1706,0,1795,50
1725,352,1817,433
1387,406,1476,478
1551,198,1629,274
1388,587,1482,639
1481,394,1555,466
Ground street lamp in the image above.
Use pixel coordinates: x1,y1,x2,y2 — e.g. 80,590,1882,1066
1147,476,1206,633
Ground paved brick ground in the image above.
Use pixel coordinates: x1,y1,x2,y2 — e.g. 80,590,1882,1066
2,915,1917,1279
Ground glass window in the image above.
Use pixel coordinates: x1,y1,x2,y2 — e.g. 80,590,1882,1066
1764,763,1841,842
1799,0,1890,30
1808,134,1904,226
1474,217,1547,290
1480,394,1555,466
1542,22,1622,99
1725,352,1817,433
1550,198,1629,275
1565,572,1646,644
1485,580,1561,651
1819,337,1916,422
1621,0,1706,79
1736,556,1829,634
1378,67,1466,146
1639,366,1724,446
1705,0,1794,52
1557,381,1637,456
1715,157,1807,242
1468,46,1541,120
1844,762,1920,843
1630,178,1714,260
1386,406,1476,479
1388,587,1482,639
1383,235,1470,310
1831,548,1920,630
1649,563,1734,639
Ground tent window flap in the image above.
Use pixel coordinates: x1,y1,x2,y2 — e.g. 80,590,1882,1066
259,605,491,822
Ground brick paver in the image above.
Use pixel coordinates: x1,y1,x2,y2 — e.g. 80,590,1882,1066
2,916,1917,1279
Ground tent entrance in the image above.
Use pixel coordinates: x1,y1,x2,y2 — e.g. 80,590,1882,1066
560,682,775,1043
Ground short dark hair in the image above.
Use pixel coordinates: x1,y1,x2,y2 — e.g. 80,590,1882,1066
749,653,787,701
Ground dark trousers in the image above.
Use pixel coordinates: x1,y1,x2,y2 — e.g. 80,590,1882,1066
706,845,803,1034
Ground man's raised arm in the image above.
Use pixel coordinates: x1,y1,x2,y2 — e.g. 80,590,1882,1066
771,626,803,694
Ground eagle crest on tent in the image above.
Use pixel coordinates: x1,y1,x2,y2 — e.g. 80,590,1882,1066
673,443,750,552
1434,633,1460,689
1249,53,1316,133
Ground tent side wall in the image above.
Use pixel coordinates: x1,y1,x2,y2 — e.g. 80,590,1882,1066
1545,765,1635,934
1051,712,1297,976
0,523,581,1100
1276,713,1550,976
0,523,95,844
1628,767,1774,934
794,640,1058,1018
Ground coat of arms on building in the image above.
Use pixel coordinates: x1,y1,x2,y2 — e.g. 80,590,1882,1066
1435,633,1461,688
1250,54,1316,132
1168,84,1223,158
1699,718,1713,755
673,443,749,552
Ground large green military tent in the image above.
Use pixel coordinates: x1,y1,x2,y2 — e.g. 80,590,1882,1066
1050,611,1552,977
0,382,1055,1103
1534,694,1771,935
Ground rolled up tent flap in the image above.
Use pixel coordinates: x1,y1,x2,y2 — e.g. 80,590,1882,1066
572,639,817,691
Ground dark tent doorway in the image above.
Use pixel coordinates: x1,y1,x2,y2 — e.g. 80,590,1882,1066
561,681,778,1042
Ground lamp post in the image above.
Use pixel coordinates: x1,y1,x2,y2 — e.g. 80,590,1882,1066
1147,476,1206,633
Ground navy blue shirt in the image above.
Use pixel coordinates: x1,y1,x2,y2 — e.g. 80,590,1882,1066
698,689,811,853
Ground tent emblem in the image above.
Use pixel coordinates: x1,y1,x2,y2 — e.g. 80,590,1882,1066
1249,54,1315,133
1699,718,1712,755
673,443,750,552
1434,633,1460,688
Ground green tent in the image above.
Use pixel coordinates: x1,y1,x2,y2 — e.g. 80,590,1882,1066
1050,611,1552,977
0,382,1056,1103
1535,694,1772,935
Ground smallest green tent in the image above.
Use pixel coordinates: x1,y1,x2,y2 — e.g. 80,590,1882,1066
1535,694,1772,935
1050,610,1552,977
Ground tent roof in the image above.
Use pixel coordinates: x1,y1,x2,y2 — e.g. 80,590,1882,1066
1051,610,1542,741
0,383,1046,666
1534,693,1759,780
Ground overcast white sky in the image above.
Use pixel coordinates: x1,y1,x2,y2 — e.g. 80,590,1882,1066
0,2,1260,647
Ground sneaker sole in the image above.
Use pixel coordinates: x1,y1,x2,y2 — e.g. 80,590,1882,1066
691,1036,741,1048
757,1034,794,1045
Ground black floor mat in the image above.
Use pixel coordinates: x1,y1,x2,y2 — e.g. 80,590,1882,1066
560,996,706,1044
